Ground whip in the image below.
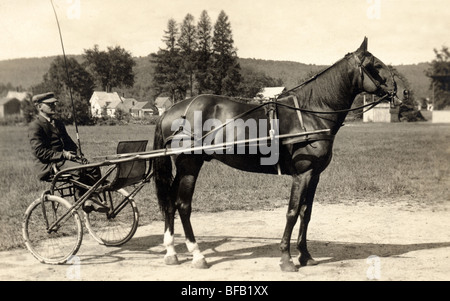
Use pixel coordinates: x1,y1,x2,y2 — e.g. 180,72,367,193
50,0,82,154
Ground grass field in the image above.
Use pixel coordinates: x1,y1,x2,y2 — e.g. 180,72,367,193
0,122,449,251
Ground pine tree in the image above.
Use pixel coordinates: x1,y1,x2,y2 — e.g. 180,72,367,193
211,10,241,96
152,19,187,101
178,13,197,97
196,10,213,94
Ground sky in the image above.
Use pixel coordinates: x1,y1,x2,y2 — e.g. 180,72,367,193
0,0,449,65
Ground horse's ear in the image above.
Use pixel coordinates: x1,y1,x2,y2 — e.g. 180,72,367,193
357,37,368,53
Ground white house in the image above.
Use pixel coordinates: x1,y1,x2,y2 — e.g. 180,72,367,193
0,97,21,118
255,87,286,102
89,91,123,118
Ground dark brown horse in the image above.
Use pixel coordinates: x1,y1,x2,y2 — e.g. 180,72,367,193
152,38,397,272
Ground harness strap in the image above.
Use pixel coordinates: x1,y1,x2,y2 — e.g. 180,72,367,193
282,133,335,145
292,95,306,132
265,103,281,175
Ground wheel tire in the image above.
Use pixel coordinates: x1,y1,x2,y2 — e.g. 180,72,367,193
23,195,83,264
84,189,139,246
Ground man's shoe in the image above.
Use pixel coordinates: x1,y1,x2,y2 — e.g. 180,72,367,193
82,199,109,213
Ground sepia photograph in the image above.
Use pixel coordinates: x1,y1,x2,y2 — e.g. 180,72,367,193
0,0,449,286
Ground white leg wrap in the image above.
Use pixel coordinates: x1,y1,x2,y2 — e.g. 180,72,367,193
185,240,204,261
164,230,176,256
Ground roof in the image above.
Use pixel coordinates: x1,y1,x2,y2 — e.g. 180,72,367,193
90,91,122,108
141,102,157,111
256,87,286,99
116,97,138,112
6,91,30,102
0,97,20,106
130,101,149,110
154,97,173,108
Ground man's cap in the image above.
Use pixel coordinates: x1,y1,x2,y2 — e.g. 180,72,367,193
32,92,58,104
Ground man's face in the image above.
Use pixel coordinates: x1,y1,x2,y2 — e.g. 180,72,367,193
38,102,57,117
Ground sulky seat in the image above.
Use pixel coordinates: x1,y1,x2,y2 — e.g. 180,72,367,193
105,140,149,191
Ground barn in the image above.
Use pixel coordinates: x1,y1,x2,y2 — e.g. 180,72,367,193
0,97,21,118
255,87,286,102
363,94,399,123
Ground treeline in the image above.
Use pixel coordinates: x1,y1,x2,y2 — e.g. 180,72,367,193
0,57,433,107
150,10,281,101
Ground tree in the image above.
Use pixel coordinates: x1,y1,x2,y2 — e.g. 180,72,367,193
152,19,188,101
239,68,283,98
426,46,450,110
20,93,36,123
32,56,95,125
84,45,136,92
178,13,197,97
196,10,214,94
211,10,241,96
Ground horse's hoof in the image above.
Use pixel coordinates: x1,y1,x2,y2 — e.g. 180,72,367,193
279,261,298,272
300,257,319,266
192,258,209,269
164,254,180,265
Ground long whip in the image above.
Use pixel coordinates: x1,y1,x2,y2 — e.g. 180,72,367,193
50,0,82,153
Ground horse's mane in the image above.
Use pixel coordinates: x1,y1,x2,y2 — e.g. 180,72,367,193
285,53,357,111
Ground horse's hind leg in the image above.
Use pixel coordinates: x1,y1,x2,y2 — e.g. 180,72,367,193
175,156,208,269
163,176,180,265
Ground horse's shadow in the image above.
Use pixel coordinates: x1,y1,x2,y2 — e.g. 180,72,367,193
97,234,450,268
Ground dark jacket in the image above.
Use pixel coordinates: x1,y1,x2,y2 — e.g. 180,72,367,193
28,115,78,180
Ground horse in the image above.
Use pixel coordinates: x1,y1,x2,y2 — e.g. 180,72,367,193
152,37,398,272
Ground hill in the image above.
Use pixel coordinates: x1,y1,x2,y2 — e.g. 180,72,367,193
0,55,432,100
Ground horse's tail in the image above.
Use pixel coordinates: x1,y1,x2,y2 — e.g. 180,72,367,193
153,115,173,216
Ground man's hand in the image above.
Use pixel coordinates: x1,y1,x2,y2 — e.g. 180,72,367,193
62,150,76,161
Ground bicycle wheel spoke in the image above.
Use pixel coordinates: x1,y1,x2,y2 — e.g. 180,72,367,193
85,189,139,246
23,196,83,264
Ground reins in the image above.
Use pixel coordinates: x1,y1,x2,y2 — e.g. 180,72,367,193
164,50,395,148
272,92,391,115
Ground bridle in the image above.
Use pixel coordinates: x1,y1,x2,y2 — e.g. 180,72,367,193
277,50,397,104
352,52,397,101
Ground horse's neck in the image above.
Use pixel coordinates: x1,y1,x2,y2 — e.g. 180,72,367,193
289,58,360,132
294,59,359,111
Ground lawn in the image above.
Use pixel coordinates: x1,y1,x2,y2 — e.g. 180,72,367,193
0,122,449,250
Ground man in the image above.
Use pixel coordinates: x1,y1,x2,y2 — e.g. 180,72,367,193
28,92,105,213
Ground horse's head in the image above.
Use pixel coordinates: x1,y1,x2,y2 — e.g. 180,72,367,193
351,37,397,102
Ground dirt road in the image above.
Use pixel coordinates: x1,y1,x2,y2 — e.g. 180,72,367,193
1,201,449,281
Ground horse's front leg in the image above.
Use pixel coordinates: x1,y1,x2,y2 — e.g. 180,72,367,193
279,171,313,272
297,174,320,266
